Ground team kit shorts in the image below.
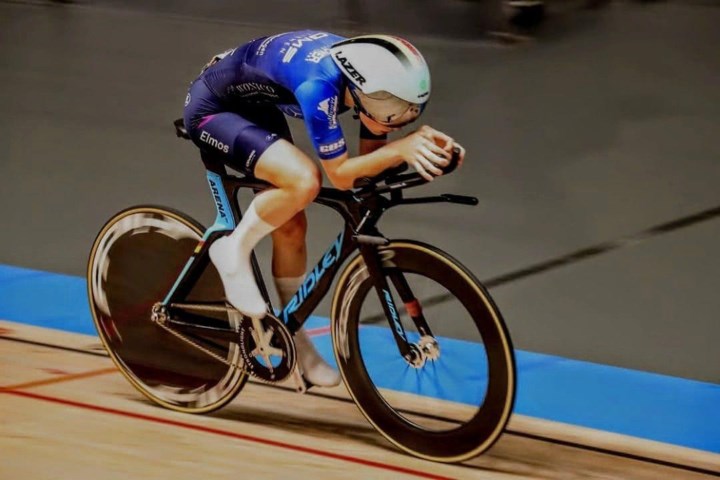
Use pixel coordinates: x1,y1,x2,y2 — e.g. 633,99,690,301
183,79,293,176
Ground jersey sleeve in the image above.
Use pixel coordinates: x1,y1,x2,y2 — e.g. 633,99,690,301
294,80,347,160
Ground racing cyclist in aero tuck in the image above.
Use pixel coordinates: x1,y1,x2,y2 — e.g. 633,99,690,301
182,30,466,388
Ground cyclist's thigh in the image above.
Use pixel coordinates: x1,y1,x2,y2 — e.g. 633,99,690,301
239,105,319,188
187,111,290,176
184,84,293,176
253,139,321,190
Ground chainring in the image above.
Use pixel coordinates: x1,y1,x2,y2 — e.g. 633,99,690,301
238,313,296,383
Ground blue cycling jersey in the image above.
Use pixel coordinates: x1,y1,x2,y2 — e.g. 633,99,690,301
198,30,351,160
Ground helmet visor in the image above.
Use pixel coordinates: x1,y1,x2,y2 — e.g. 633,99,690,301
353,89,425,127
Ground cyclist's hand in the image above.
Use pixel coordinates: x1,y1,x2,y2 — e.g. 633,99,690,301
429,130,466,169
391,126,452,181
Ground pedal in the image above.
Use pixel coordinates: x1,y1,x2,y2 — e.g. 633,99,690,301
291,366,308,394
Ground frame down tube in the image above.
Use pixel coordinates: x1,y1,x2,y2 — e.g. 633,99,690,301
280,224,357,334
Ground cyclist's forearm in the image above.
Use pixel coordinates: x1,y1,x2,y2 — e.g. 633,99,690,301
334,144,403,188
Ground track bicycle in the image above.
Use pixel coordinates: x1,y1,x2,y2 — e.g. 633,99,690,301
86,118,516,462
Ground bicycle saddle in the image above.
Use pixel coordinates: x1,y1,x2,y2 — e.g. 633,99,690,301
173,118,191,140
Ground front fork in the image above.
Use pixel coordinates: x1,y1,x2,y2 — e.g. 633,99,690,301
359,244,439,367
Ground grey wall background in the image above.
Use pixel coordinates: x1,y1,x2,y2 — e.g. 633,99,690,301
1,0,718,382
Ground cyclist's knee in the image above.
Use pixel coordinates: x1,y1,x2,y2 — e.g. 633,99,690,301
256,141,321,204
291,168,322,204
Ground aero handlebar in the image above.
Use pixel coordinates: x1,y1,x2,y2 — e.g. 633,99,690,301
354,147,462,193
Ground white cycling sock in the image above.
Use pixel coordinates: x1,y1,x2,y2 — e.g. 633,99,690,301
274,274,341,387
209,200,276,319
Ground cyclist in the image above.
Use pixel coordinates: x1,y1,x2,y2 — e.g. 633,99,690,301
183,31,465,387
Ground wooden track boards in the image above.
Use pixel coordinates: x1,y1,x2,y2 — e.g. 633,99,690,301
1,321,718,479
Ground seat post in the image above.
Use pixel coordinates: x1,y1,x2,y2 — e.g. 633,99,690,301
200,150,227,176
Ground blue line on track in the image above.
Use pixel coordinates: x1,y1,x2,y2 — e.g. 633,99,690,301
1,263,718,453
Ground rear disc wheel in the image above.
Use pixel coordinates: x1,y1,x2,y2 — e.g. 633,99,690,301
87,206,248,413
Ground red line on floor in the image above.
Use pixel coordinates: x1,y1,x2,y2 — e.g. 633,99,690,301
0,367,117,391
305,325,331,337
2,389,452,480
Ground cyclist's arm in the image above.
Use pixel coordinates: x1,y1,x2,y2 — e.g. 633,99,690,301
321,145,404,191
322,125,390,190
294,80,453,188
323,125,456,190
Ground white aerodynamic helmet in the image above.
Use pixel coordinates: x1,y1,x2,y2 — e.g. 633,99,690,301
330,35,431,127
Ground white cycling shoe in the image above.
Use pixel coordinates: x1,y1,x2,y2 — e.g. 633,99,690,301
294,328,341,387
209,235,267,319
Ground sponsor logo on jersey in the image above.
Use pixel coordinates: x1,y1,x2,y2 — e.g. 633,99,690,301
201,48,236,73
281,32,329,64
282,48,298,64
317,96,338,129
257,34,282,56
245,150,257,170
184,92,191,106
290,32,329,49
278,104,303,119
306,47,330,64
227,82,278,98
334,53,366,85
318,138,346,154
200,131,229,153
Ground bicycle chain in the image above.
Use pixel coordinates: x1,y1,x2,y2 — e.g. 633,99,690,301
154,307,297,385
171,303,234,313
155,318,241,369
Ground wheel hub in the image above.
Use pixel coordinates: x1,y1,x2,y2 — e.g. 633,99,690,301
418,335,440,361
403,336,441,368
151,303,168,325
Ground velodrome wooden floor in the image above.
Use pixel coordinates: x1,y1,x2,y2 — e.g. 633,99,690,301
1,321,718,480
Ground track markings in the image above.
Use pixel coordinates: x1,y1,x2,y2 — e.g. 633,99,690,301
1,389,453,479
0,367,116,391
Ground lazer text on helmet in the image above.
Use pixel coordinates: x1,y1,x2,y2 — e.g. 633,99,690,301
334,53,366,85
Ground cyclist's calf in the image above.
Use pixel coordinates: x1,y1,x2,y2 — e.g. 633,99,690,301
271,211,309,276
271,211,308,245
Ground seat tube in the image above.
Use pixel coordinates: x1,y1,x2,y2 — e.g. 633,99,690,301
161,169,237,305
204,170,237,235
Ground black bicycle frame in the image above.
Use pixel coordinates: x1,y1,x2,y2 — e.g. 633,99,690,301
161,151,475,360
